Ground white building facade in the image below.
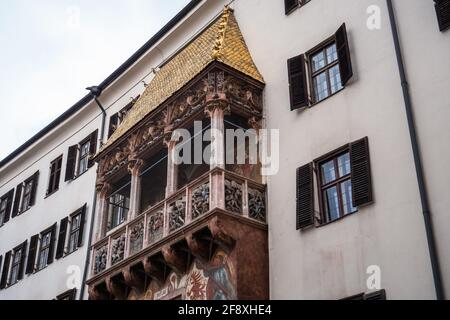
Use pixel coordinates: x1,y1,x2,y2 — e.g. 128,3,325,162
0,0,449,300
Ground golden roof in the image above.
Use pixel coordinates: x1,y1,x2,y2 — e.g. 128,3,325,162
98,7,264,155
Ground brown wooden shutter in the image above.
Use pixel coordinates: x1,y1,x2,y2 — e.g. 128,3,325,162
435,0,450,31
65,145,78,181
296,163,315,229
3,189,14,223
350,137,373,207
26,235,39,275
88,130,98,168
285,0,298,14
12,183,23,218
364,289,386,300
47,223,58,265
288,54,309,110
335,23,353,86
56,217,69,259
18,240,28,281
0,251,11,289
29,171,39,207
78,204,87,247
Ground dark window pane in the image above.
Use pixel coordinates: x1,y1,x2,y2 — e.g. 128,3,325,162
311,50,326,72
329,65,343,94
313,72,329,102
337,153,351,177
321,160,336,184
341,180,357,215
324,186,340,221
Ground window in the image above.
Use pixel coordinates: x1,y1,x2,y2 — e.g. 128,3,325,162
309,43,343,103
5,241,27,287
65,130,98,181
288,24,353,110
285,0,311,15
317,151,356,223
343,289,386,300
68,212,82,253
36,224,56,271
296,137,373,229
108,193,130,231
78,139,91,176
47,155,62,196
0,190,14,226
9,248,23,285
434,0,450,31
108,99,137,138
11,172,39,218
0,199,6,226
21,179,34,213
56,288,77,300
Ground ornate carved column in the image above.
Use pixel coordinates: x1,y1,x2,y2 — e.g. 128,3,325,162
165,139,178,197
128,158,145,219
95,181,112,241
205,99,229,170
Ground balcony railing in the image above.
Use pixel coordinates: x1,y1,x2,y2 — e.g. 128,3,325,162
91,168,266,276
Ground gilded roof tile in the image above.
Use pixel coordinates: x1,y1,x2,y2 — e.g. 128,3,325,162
98,7,264,155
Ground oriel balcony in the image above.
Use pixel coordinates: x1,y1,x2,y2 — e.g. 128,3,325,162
87,168,268,300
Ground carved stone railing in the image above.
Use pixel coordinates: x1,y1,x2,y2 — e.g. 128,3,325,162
90,168,266,277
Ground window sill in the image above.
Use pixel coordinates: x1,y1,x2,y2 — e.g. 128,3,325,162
45,189,59,199
106,222,127,237
316,210,358,228
64,247,80,258
308,87,346,109
68,166,93,183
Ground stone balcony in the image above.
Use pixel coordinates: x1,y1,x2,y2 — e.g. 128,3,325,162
87,168,267,300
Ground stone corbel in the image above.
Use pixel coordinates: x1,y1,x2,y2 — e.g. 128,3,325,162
204,98,230,118
186,233,211,263
143,256,167,285
123,266,146,295
208,216,235,252
88,285,110,300
106,275,128,300
161,245,188,275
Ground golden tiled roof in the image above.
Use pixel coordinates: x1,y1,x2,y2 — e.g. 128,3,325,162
98,7,264,155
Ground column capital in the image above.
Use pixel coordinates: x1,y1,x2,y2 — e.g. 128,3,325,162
96,180,112,198
127,158,145,176
204,98,230,118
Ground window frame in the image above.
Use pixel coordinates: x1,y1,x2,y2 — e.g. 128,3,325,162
67,211,82,254
306,36,344,105
0,195,8,226
47,155,63,196
20,178,34,213
8,245,23,286
314,145,358,225
77,137,91,177
56,288,77,300
37,228,53,271
286,0,312,15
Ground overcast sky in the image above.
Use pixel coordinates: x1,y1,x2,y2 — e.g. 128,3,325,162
0,0,189,160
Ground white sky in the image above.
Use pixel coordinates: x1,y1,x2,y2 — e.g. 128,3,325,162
0,0,189,160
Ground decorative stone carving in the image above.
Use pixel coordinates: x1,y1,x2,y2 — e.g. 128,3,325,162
192,183,210,219
225,179,243,214
223,75,263,114
168,197,186,232
248,188,266,222
111,233,126,266
94,244,108,275
129,221,144,255
148,209,164,245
